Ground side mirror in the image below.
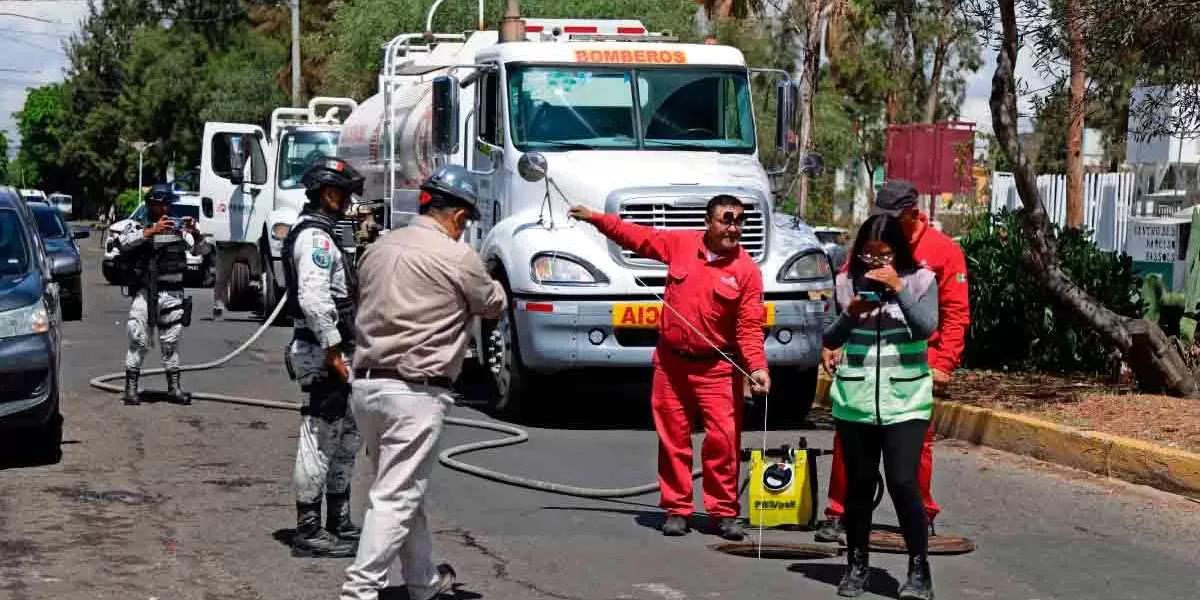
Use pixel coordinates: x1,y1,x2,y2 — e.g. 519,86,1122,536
517,152,548,182
432,75,461,154
202,197,214,218
72,228,90,239
775,80,798,153
228,137,246,185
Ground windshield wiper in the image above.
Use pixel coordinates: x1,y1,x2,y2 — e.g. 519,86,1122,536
533,141,596,150
644,140,721,151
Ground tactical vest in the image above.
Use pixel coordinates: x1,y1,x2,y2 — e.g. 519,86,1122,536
281,210,358,349
829,269,937,426
120,230,188,293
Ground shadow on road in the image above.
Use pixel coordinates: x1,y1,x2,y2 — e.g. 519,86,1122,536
787,563,901,599
0,437,70,471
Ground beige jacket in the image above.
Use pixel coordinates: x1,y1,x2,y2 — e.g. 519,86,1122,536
352,216,506,381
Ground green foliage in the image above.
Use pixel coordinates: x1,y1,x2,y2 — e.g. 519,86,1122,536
959,210,1141,375
115,189,141,219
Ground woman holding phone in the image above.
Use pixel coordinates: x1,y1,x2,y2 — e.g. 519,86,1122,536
822,214,939,599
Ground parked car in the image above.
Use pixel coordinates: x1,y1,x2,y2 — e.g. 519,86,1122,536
47,193,74,219
27,201,87,321
0,186,73,463
102,199,213,287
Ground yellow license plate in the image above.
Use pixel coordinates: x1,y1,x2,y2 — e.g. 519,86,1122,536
611,302,776,328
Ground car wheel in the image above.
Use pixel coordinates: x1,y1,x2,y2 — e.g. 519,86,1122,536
480,272,544,421
61,278,83,321
102,264,121,285
758,366,818,429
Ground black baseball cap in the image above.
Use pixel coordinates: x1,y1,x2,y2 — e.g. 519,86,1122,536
874,179,920,216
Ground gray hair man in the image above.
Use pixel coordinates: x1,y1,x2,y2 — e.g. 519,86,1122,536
340,164,506,600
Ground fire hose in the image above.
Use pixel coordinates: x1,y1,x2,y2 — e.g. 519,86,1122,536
88,297,701,499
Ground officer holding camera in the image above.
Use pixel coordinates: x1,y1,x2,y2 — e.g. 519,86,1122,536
117,183,211,405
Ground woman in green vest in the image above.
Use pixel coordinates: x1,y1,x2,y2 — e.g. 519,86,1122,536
824,214,939,599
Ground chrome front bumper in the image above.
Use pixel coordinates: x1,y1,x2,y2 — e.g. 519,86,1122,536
510,296,830,372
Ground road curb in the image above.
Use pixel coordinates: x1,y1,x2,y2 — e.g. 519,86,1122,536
932,400,1200,500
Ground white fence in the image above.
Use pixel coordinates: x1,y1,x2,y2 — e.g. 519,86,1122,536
990,171,1137,252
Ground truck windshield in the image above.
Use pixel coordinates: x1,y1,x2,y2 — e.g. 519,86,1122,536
278,131,339,189
508,66,755,153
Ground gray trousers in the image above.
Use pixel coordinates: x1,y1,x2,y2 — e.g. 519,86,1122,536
125,288,184,370
294,412,360,504
340,378,452,600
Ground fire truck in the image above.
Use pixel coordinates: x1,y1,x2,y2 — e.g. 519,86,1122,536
338,3,834,419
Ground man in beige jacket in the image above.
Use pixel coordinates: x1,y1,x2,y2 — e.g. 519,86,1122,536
340,165,506,600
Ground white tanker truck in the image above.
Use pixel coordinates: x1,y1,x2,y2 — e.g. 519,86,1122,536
199,96,358,320
338,3,835,420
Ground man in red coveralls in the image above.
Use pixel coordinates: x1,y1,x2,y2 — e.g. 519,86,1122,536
816,179,970,544
569,195,770,541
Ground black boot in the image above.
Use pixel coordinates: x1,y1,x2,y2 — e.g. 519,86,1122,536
122,368,140,405
836,546,870,597
292,501,357,558
898,554,934,600
815,517,846,544
166,369,191,405
326,492,361,541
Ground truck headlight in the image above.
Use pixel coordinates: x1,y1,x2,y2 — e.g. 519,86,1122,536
0,299,49,339
530,252,608,285
778,251,832,282
271,223,291,241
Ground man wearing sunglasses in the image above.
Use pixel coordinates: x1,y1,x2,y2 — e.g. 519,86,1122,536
816,179,971,545
570,195,769,541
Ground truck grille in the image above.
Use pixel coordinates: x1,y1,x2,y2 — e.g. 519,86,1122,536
617,201,766,265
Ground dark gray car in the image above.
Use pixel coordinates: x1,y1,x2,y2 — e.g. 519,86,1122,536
0,187,75,464
28,201,87,321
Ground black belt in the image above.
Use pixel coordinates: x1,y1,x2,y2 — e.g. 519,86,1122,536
353,368,453,389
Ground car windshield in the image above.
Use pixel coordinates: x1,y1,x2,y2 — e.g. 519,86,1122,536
32,207,67,239
507,65,755,153
278,130,339,189
0,209,30,276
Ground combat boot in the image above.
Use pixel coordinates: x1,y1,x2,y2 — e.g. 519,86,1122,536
836,546,870,597
292,501,356,558
122,368,140,405
326,492,362,541
166,369,192,405
898,554,934,600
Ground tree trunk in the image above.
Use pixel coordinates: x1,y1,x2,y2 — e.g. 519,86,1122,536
923,0,953,124
794,0,825,221
1066,0,1086,228
991,0,1198,397
886,8,908,122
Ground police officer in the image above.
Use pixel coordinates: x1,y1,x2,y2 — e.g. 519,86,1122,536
117,184,210,406
280,156,365,558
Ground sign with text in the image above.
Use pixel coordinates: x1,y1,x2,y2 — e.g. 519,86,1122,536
1126,221,1182,263
574,49,687,64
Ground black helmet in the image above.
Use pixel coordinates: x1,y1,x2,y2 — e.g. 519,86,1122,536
301,155,364,203
146,183,178,204
419,165,480,220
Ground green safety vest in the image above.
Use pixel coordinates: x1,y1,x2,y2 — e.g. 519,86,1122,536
829,269,936,426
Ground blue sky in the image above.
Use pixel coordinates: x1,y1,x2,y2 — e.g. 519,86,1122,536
0,1,1050,162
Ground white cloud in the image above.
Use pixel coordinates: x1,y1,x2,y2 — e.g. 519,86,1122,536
0,0,91,159
959,35,1066,136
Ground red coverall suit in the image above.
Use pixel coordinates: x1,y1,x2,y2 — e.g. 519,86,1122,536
587,213,768,519
825,212,970,522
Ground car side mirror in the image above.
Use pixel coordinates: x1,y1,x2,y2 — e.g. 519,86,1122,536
202,197,214,218
72,228,90,239
432,75,461,155
775,80,798,153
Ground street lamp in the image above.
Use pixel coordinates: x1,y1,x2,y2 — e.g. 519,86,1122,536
122,139,159,204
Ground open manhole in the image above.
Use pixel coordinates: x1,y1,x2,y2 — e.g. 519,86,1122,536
870,530,976,555
711,542,839,560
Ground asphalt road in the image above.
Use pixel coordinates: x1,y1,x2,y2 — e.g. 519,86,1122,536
1,238,1198,600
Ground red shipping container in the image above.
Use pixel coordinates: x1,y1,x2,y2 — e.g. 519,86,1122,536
884,121,976,196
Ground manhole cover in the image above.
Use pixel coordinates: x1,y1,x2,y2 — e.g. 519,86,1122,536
710,542,839,560
869,530,975,555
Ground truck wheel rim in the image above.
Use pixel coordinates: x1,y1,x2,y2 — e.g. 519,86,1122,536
488,314,513,401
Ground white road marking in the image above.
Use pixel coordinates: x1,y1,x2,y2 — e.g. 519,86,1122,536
634,583,690,600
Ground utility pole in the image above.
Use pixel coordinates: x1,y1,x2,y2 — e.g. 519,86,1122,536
122,139,159,204
291,0,301,106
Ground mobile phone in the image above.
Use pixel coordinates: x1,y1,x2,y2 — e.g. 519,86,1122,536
858,291,881,302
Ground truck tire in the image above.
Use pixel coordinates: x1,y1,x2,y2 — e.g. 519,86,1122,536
480,273,545,421
762,365,818,429
258,244,287,326
227,261,253,312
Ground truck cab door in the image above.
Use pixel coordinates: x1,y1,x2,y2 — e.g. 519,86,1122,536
200,123,269,244
468,65,506,251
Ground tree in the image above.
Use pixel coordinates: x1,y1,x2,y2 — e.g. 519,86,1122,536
1065,0,1084,228
0,131,10,184
984,0,1200,396
14,84,67,192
